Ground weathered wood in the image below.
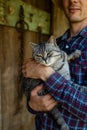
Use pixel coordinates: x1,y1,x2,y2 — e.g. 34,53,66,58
0,0,68,130
0,0,51,129
0,25,49,130
51,0,68,37
0,26,2,130
22,0,52,12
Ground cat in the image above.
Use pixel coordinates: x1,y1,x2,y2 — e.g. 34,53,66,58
22,36,81,130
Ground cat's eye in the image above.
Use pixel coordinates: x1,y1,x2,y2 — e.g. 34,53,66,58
47,52,52,57
36,54,42,57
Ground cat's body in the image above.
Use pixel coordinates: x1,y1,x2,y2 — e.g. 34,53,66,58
22,36,81,130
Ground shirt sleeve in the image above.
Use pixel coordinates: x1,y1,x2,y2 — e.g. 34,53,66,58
44,72,87,122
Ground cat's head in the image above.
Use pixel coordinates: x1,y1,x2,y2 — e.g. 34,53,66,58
31,36,61,66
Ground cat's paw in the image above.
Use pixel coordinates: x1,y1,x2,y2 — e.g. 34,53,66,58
74,50,81,58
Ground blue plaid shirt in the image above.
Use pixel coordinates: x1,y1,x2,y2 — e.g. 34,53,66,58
27,26,87,130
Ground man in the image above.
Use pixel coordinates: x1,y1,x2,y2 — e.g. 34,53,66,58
22,0,87,129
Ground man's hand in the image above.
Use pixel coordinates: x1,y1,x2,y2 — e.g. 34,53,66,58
28,85,58,111
22,58,55,81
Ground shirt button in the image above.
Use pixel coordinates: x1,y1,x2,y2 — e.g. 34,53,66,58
44,113,47,116
66,45,69,48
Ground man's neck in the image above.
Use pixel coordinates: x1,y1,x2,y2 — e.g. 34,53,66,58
69,20,87,38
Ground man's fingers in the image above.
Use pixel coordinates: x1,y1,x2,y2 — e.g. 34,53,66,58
46,101,58,111
30,85,43,96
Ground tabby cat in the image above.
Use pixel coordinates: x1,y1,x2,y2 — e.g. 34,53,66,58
22,36,81,130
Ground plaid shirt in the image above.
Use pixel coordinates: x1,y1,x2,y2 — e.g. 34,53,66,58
27,27,87,130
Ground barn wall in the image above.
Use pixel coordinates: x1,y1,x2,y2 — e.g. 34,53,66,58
0,25,49,130
0,25,34,130
0,0,68,130
51,1,68,37
22,0,51,12
0,38,2,130
0,0,51,130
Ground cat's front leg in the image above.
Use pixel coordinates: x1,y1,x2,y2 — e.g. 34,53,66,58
68,50,81,61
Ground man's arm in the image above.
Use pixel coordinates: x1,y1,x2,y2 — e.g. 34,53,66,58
22,58,55,81
44,72,87,122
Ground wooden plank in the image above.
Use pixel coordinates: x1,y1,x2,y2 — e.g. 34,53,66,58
0,0,51,35
0,26,2,130
0,25,49,130
0,25,34,130
51,5,68,37
22,0,52,12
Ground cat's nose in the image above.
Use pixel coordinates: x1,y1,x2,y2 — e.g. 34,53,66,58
42,57,47,61
42,57,48,63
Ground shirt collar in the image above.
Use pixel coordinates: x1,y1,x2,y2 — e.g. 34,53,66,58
61,26,87,41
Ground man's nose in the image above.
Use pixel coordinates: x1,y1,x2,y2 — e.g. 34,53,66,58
69,0,78,3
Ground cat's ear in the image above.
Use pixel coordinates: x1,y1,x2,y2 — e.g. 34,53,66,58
30,42,37,49
48,35,57,46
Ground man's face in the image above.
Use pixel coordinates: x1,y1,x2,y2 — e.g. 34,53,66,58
62,0,87,23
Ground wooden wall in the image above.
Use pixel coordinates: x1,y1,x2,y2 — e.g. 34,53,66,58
22,0,51,12
0,0,68,130
0,0,51,130
51,0,68,37
0,25,49,130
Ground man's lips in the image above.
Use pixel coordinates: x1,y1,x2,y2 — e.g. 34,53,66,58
69,8,80,10
69,7,80,13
